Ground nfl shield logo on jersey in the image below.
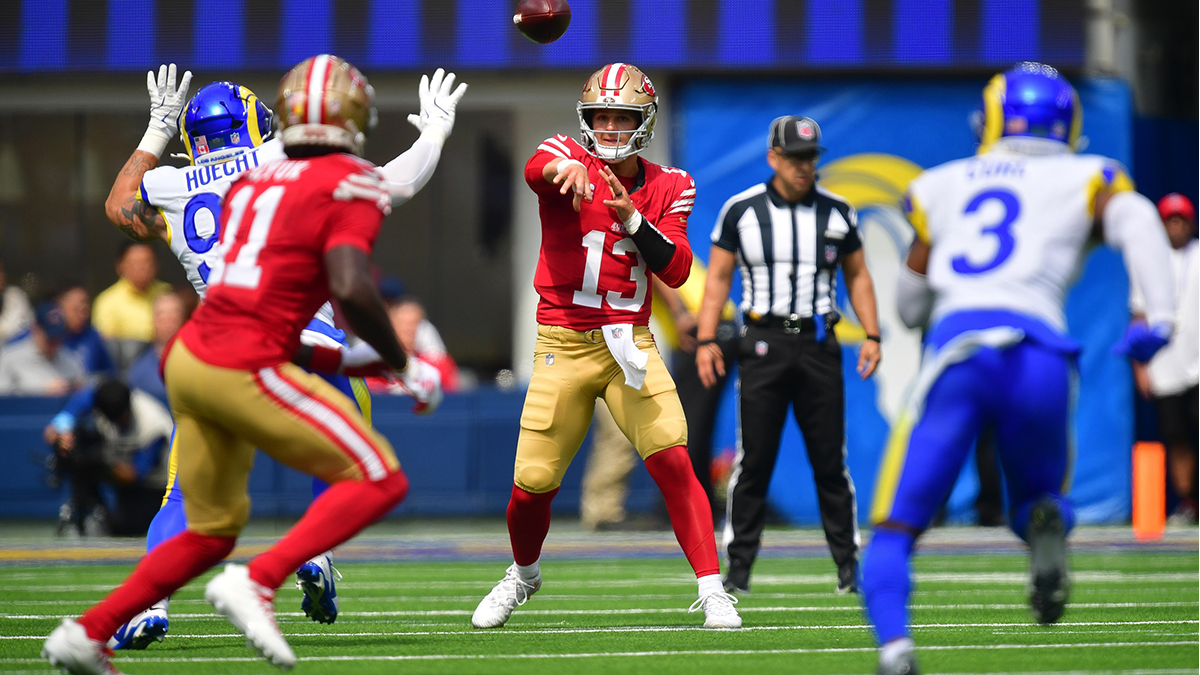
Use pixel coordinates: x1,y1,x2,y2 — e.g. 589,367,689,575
825,244,839,264
612,327,623,339
755,340,768,356
545,354,555,366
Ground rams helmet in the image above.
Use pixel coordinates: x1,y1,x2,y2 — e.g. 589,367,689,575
179,82,273,166
276,55,377,156
976,61,1082,153
577,63,658,162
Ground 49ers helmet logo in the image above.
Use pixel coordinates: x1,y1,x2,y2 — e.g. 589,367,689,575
640,74,656,97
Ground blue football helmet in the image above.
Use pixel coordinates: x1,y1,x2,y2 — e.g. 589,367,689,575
179,81,273,166
974,62,1082,152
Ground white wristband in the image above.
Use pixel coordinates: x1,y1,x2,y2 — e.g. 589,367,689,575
555,158,585,177
623,208,643,235
419,125,448,148
137,126,172,158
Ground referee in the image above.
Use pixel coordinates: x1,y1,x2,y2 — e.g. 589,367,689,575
695,115,881,595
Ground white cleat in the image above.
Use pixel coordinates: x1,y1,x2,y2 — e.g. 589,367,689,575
43,619,123,675
471,563,541,628
689,591,742,629
205,564,297,670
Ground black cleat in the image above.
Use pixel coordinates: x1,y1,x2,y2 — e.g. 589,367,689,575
1027,498,1070,624
836,560,859,595
722,562,751,595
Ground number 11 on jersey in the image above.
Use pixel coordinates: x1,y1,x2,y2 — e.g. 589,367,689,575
207,185,286,290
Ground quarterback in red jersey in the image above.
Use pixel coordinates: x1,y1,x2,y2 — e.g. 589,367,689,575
43,55,437,674
471,63,741,630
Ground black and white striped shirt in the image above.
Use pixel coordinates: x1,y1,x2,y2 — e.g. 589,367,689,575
711,181,860,320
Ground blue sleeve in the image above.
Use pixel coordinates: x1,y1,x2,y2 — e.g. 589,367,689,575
52,384,98,432
88,330,115,375
131,436,167,480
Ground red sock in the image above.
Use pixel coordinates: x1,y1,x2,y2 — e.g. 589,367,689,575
645,445,721,578
248,470,409,590
78,531,235,643
507,484,558,566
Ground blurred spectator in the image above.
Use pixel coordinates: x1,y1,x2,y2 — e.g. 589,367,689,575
0,261,34,346
1130,193,1199,524
45,379,172,536
58,284,115,377
93,241,172,371
367,293,460,393
126,292,188,408
0,303,86,395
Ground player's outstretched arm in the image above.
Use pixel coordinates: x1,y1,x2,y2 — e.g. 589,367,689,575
325,245,408,373
104,64,192,242
382,69,469,205
105,151,167,242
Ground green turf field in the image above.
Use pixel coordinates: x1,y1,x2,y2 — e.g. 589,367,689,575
0,537,1196,675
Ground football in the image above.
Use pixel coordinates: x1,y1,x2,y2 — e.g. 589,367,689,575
513,0,571,44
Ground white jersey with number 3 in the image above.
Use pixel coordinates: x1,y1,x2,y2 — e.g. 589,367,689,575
138,139,342,347
906,148,1133,331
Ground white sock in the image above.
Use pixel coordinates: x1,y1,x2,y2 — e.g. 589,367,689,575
879,637,915,666
697,573,723,598
516,561,541,582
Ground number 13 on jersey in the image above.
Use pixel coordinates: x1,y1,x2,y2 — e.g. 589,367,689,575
572,230,648,312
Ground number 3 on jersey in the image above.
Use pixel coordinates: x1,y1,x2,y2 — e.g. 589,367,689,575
207,185,285,290
572,230,647,311
951,188,1020,275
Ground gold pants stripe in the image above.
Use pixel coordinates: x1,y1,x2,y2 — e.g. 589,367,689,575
165,341,397,536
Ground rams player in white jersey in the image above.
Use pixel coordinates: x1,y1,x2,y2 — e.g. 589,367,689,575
860,62,1177,675
101,62,465,649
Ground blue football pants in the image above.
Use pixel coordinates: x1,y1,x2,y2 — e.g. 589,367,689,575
862,340,1077,644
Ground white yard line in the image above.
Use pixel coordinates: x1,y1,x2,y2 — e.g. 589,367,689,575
1,618,1196,640
1,640,1196,664
3,601,1196,621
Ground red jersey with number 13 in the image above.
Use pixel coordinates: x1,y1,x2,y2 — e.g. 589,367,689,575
526,135,695,330
177,153,390,370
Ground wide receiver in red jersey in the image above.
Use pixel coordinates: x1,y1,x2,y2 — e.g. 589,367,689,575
471,63,741,630
43,55,435,674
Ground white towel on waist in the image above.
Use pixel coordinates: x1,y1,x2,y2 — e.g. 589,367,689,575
601,323,649,390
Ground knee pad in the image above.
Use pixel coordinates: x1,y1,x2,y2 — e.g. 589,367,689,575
515,464,560,494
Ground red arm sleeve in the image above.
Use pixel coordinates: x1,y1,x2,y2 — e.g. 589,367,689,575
648,173,695,288
525,135,584,197
323,170,389,255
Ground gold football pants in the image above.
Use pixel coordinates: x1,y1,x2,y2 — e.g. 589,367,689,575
514,324,688,494
164,341,399,536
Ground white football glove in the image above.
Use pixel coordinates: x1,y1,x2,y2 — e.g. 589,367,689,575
337,342,391,378
407,68,468,146
397,356,443,415
139,63,193,158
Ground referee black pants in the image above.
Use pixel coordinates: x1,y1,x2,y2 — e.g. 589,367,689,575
726,324,859,572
